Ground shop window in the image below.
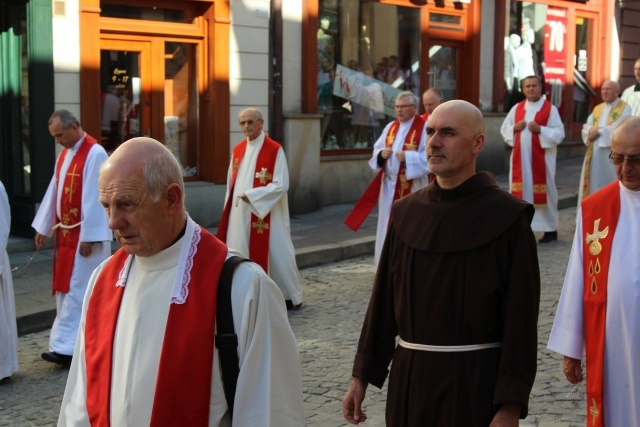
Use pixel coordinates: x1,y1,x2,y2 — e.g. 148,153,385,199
318,1,421,152
164,42,199,177
504,2,567,115
573,17,595,124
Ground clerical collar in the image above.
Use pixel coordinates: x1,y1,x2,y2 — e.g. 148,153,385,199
170,222,187,247
635,83,640,92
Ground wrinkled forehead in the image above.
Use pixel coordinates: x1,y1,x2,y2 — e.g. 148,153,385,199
239,110,260,122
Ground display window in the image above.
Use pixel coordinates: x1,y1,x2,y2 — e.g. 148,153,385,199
317,0,421,152
503,0,599,137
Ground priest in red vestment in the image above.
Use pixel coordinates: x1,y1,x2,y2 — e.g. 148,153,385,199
58,137,304,426
548,116,640,427
32,110,111,365
343,100,540,426
216,108,302,308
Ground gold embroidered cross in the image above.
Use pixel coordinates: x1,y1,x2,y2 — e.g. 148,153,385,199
404,130,418,151
252,218,269,234
589,398,599,426
586,219,609,256
65,165,81,204
386,128,396,147
255,167,272,184
232,158,240,171
397,174,410,197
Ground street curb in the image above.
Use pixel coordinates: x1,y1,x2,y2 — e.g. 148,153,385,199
17,309,56,337
558,193,578,211
296,236,376,270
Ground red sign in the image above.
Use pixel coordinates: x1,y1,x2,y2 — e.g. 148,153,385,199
544,7,567,113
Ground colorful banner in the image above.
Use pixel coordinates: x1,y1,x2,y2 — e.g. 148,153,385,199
333,64,402,117
544,7,567,112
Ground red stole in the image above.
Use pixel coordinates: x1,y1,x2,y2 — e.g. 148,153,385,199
511,100,551,205
420,112,429,122
217,136,280,272
581,181,620,427
345,115,425,231
52,135,96,294
84,227,228,427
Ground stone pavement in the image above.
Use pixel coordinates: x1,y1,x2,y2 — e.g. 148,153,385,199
1,205,586,425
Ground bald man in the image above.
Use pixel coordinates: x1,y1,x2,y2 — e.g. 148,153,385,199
344,100,540,426
421,87,444,121
58,138,304,426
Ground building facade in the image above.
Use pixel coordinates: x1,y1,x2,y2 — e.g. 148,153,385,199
1,0,639,235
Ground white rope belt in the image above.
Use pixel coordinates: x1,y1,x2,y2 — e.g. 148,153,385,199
398,339,502,353
52,221,83,230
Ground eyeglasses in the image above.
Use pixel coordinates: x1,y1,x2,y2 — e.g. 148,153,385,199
609,152,640,166
395,104,415,109
239,120,261,126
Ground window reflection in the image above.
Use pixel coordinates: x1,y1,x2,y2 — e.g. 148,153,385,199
164,42,198,177
100,50,141,153
318,1,421,151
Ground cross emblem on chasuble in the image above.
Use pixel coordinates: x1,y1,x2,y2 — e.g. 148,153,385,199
586,218,609,256
65,164,81,204
232,158,240,171
404,130,418,151
589,398,600,426
255,167,272,184
386,128,396,147
252,218,269,234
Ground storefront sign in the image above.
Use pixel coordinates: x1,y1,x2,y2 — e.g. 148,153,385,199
333,64,401,117
544,7,567,111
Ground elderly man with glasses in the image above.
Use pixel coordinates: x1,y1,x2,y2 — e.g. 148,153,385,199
345,91,430,267
549,116,640,427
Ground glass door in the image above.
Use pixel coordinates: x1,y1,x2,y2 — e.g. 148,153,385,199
427,41,461,102
570,15,596,139
99,39,151,153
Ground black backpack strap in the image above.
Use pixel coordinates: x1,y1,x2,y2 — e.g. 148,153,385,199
215,255,250,418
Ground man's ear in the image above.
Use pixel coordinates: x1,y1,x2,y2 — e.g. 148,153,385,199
165,183,183,215
473,134,485,155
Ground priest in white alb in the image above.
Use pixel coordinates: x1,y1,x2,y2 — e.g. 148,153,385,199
620,58,640,117
345,91,429,268
501,75,565,243
31,110,111,365
58,137,304,426
0,180,18,381
217,108,302,308
548,116,640,427
578,80,631,205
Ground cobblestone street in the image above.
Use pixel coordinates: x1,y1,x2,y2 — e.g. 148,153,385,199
1,208,587,426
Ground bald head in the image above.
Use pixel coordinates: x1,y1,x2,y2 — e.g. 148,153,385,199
601,80,620,104
426,100,485,189
103,137,185,203
611,117,640,191
422,88,444,115
99,138,187,257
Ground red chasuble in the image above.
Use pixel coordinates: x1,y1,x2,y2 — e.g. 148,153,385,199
217,136,280,272
84,227,228,427
581,181,621,427
52,135,96,294
345,115,425,231
511,100,551,205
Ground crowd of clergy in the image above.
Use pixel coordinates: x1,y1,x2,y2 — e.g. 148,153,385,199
1,56,640,426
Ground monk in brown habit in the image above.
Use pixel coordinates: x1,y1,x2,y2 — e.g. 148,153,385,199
343,100,540,426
